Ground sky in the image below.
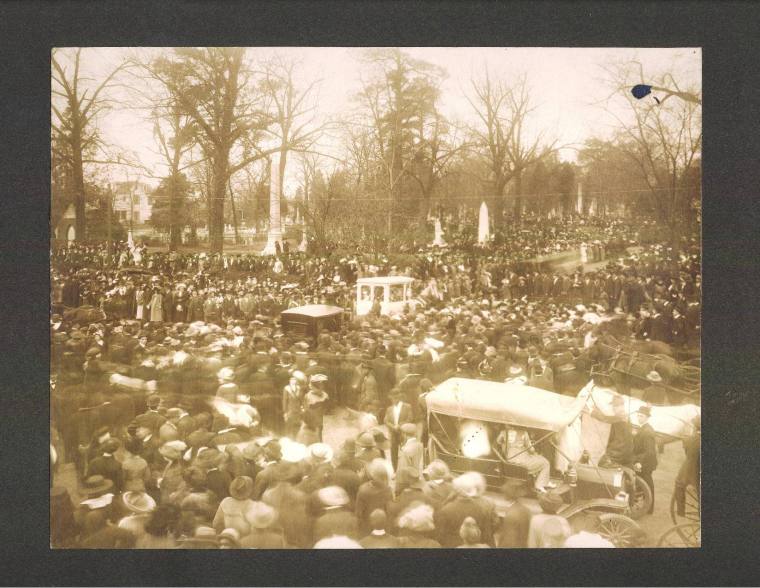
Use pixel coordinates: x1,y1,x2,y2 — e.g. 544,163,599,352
53,47,701,192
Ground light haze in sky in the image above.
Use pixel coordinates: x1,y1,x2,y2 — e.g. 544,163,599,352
53,47,701,192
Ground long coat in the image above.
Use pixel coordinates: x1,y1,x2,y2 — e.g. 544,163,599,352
148,292,163,322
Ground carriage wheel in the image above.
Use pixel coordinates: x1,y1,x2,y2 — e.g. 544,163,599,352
628,475,653,520
670,484,700,525
657,523,701,548
596,513,642,548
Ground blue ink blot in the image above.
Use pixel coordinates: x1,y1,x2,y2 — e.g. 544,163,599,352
631,84,652,100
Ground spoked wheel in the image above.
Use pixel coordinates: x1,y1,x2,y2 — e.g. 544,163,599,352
596,513,642,548
628,475,653,520
670,484,700,525
657,523,701,548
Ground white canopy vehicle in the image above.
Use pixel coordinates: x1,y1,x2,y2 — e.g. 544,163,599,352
355,276,415,316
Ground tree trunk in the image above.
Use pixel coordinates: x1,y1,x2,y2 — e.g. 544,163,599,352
209,154,229,253
72,141,86,241
513,170,523,221
492,177,505,230
169,174,182,251
228,180,240,245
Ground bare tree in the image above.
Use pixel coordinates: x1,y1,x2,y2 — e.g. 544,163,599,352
259,56,326,217
466,72,555,225
149,48,279,253
603,61,702,253
51,48,130,240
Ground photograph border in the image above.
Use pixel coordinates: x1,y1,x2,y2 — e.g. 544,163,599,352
2,0,759,585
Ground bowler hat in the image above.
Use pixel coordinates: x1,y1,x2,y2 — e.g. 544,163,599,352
636,404,652,417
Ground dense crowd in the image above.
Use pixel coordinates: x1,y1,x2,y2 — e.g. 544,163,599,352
50,217,700,549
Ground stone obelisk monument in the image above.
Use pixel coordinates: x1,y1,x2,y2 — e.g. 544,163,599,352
262,152,282,255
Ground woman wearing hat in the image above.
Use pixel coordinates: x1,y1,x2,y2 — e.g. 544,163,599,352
355,459,393,534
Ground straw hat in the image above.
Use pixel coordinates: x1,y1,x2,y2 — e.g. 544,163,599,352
121,491,157,514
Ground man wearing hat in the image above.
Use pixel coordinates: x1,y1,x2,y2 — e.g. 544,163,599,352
355,459,393,533
383,389,414,470
387,467,432,535
239,502,287,548
313,486,360,542
597,395,634,468
643,369,667,405
495,479,532,548
132,395,166,437
304,373,329,441
434,472,495,547
117,490,157,542
87,438,124,493
397,423,424,474
355,356,381,418
632,404,658,514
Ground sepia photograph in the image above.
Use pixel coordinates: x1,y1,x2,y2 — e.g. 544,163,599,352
49,46,701,550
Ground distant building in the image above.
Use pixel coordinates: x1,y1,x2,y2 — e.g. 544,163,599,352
112,181,153,227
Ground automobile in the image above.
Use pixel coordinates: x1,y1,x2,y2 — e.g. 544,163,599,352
423,377,698,544
280,304,345,343
355,276,416,316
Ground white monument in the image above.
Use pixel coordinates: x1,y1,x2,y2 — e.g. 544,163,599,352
577,182,583,214
432,218,447,247
298,229,308,252
477,201,490,245
262,152,283,255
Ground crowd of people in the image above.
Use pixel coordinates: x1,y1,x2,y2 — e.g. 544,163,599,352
50,216,700,549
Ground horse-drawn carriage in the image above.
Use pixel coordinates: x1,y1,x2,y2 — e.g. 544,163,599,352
587,335,700,405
